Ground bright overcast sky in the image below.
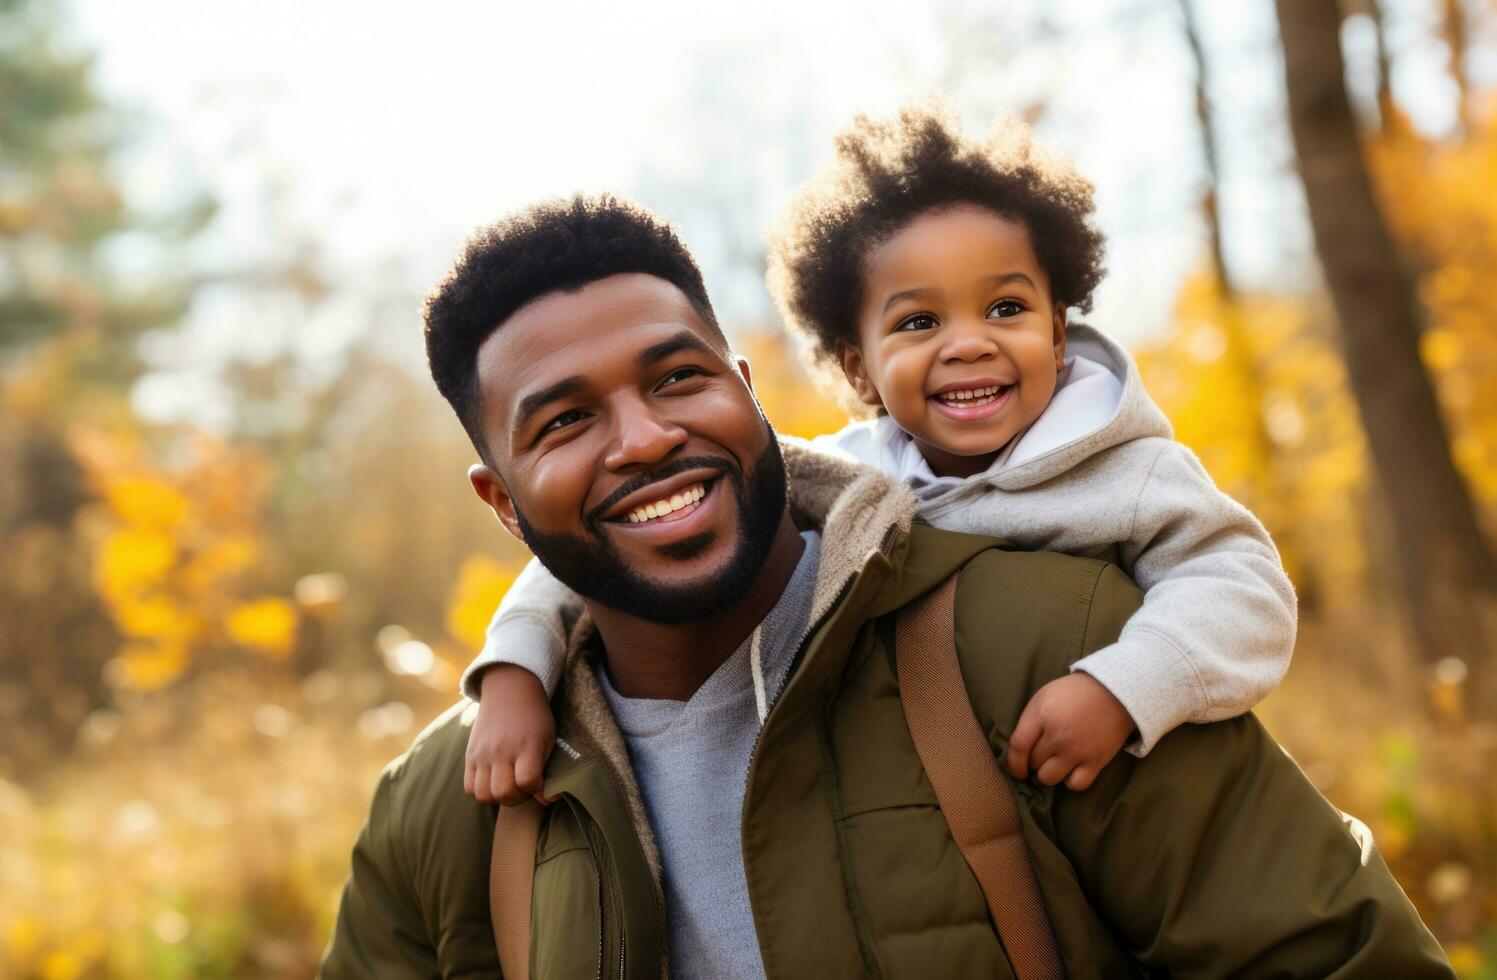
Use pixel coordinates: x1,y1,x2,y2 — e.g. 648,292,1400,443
67,0,1478,425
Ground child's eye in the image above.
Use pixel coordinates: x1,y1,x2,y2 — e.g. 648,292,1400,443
895,313,939,332
987,300,1026,319
541,408,589,434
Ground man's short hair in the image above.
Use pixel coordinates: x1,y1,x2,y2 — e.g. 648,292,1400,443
424,194,721,461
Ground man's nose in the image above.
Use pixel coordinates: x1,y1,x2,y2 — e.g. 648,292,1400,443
602,395,688,471
938,319,999,364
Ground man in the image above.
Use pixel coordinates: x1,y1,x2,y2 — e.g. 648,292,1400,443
321,195,1451,978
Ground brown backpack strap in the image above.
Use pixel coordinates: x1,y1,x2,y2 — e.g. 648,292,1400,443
491,799,542,979
895,573,1065,980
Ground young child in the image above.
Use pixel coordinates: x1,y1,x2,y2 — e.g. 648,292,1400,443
458,104,1297,805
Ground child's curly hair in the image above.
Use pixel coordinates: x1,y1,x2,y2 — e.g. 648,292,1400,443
767,101,1105,389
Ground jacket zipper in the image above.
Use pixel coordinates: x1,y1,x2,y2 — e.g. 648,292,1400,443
742,524,900,799
581,807,626,979
740,573,856,803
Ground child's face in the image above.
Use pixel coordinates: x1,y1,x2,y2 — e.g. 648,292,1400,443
843,205,1067,478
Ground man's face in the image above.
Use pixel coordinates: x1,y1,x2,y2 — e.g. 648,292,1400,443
470,273,787,622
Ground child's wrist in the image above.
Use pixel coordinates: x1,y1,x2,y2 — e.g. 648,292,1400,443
479,662,545,703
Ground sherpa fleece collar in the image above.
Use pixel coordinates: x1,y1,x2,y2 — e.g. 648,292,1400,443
545,438,917,926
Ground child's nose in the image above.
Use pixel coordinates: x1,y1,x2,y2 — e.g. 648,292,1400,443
938,321,1000,363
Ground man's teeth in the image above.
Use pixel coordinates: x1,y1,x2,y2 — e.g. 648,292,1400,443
624,483,707,524
936,384,1006,406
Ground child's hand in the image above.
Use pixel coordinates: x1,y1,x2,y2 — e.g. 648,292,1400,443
464,664,557,805
1005,673,1135,792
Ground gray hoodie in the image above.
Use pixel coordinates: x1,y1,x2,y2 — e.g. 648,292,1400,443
460,324,1297,754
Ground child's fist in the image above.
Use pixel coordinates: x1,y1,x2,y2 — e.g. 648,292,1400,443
1004,672,1135,792
464,664,557,805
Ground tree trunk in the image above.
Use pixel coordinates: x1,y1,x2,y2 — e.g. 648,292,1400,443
1178,0,1307,607
1178,0,1235,298
1441,0,1474,138
1363,0,1395,128
1274,0,1497,679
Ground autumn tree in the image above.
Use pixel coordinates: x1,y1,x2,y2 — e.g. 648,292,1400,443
1274,0,1496,680
0,0,205,770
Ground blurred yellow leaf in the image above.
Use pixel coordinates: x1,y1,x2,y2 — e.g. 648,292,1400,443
1445,943,1482,976
5,915,43,963
109,642,188,692
1419,328,1461,373
226,598,299,658
179,536,258,595
101,475,188,529
94,527,174,598
738,330,852,439
445,555,516,651
112,594,194,643
41,950,81,980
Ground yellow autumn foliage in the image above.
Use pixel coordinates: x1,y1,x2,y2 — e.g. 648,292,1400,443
100,475,189,530
445,554,519,651
93,526,176,599
1369,109,1497,522
737,329,852,439
225,598,299,658
108,641,189,693
70,430,300,689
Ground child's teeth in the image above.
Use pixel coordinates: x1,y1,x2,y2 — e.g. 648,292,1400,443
939,384,1003,404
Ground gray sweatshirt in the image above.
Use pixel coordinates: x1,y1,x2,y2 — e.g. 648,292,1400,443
460,323,1297,754
599,531,819,980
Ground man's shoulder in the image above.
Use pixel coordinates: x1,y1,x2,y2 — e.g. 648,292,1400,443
904,523,1140,612
376,701,482,834
901,524,1143,727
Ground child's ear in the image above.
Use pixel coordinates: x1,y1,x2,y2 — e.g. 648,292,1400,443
839,341,884,408
469,463,527,544
1052,304,1068,370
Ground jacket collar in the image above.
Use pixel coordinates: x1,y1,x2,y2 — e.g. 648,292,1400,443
542,438,920,916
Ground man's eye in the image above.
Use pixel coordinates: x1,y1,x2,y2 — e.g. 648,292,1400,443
659,367,703,388
988,300,1025,318
541,409,588,434
895,313,939,332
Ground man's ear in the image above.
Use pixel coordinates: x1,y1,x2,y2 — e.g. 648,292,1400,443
1052,304,1068,370
839,341,884,408
735,355,754,391
469,463,526,543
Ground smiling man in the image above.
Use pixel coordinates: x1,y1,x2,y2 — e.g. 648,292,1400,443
320,196,1450,979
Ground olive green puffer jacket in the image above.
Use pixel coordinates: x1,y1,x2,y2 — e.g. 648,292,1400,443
321,442,1451,979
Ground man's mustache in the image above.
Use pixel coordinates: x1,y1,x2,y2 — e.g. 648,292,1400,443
585,455,741,527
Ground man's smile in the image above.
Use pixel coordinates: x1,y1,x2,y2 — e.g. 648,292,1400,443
621,481,709,524
597,464,726,521
605,475,723,544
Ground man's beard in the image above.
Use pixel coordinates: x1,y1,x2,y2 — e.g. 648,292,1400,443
512,435,789,624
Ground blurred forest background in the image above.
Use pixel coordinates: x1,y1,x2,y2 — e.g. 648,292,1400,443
3,0,1496,975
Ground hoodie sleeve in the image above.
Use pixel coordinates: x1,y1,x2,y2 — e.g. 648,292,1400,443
1069,441,1298,755
458,557,583,701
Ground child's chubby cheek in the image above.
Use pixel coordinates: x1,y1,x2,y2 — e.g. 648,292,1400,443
873,341,1059,474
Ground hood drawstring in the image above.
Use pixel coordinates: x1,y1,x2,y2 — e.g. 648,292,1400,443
750,627,769,724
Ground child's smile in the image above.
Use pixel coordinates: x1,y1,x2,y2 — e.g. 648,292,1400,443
929,380,1015,420
842,204,1068,479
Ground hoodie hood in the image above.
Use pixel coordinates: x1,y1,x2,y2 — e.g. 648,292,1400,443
861,323,1172,515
